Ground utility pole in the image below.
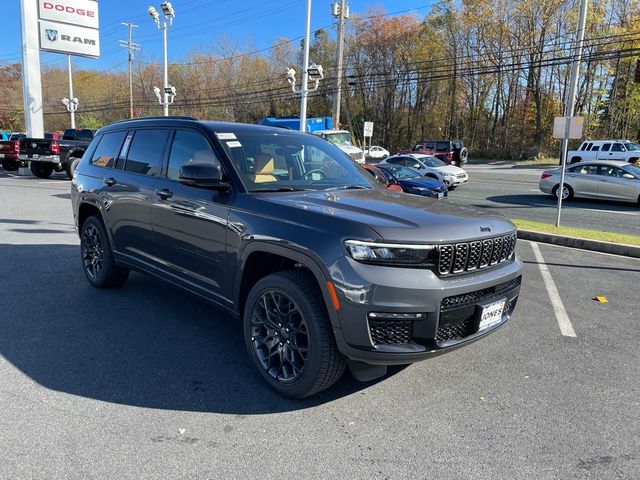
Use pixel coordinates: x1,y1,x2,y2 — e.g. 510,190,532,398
555,0,588,227
120,22,140,119
331,1,348,129
299,0,312,132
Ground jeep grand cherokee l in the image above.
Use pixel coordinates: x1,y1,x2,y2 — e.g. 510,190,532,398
71,117,522,398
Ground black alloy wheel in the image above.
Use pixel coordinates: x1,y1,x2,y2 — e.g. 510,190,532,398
30,162,54,179
80,216,129,288
243,270,346,398
250,290,309,383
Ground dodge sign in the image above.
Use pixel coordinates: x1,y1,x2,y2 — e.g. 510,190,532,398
39,20,100,58
38,0,99,29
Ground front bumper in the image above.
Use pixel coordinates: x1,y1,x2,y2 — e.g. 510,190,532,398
329,255,522,365
18,154,60,163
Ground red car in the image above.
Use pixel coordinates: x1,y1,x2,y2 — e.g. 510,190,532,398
399,140,468,167
363,164,403,191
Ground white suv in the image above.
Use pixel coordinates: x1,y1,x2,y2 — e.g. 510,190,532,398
568,140,640,164
313,130,365,164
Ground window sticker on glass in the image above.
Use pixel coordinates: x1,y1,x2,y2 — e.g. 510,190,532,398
216,133,237,140
226,141,242,148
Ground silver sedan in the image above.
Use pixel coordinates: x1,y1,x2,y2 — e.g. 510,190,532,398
539,160,640,203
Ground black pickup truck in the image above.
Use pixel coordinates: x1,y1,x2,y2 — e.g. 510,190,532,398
22,128,95,179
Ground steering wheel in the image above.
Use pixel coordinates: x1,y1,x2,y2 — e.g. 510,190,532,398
302,169,327,180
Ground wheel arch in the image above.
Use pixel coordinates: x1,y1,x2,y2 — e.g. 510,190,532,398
235,242,339,329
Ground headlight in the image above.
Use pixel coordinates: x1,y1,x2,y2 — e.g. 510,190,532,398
344,240,436,266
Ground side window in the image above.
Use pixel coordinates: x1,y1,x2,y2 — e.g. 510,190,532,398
579,143,587,151
124,129,169,176
601,143,611,152
602,166,624,178
167,130,220,181
612,143,624,152
90,131,126,168
577,165,598,175
590,145,600,151
387,157,402,165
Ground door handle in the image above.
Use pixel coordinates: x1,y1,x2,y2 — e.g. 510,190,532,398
156,188,174,199
104,177,117,186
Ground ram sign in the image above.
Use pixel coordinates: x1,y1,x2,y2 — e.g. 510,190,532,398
38,0,99,29
39,20,100,58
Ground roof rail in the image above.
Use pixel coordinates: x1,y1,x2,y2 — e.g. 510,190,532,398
110,115,199,124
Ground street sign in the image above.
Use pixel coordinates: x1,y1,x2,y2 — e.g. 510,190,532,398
39,20,100,57
363,121,374,138
38,0,99,29
553,116,584,139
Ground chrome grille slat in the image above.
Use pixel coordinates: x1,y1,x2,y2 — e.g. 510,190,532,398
437,233,517,275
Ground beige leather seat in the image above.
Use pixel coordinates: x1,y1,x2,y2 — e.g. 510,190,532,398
253,154,277,183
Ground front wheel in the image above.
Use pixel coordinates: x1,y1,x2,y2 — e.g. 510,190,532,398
80,216,130,288
30,162,54,179
243,270,346,398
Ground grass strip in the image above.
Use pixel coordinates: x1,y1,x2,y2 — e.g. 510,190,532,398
512,218,640,247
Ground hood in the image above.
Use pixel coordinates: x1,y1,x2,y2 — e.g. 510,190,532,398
337,144,364,155
256,188,515,244
436,165,466,175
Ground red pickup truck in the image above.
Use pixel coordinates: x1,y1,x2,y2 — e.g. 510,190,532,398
399,140,468,167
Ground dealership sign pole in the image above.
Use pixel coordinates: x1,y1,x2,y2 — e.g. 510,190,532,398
19,0,45,138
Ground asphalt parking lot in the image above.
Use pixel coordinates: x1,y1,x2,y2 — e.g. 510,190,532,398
1,171,639,479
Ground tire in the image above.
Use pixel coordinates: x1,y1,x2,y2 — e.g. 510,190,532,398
570,156,582,164
629,157,639,165
243,270,346,398
458,147,468,164
80,216,130,288
1,159,19,171
66,157,81,179
30,162,54,179
552,184,574,201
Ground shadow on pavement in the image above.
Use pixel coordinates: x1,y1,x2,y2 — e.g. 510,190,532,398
523,260,640,273
0,244,402,414
485,194,638,213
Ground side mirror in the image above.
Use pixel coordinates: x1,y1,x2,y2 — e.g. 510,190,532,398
622,173,635,179
179,163,230,190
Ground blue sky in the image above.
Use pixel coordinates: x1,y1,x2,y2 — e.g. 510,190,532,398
1,1,435,72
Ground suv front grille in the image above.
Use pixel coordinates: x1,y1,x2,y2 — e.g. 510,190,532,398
369,320,413,345
440,276,522,311
437,233,516,275
435,317,475,343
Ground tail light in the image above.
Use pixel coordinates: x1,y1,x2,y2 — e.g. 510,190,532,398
388,184,403,192
11,141,19,154
50,140,60,154
540,173,552,180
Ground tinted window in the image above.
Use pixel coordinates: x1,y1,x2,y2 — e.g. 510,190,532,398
167,130,221,181
90,131,126,168
590,145,600,151
386,157,403,165
436,142,450,151
124,129,168,176
601,143,611,152
63,129,94,142
612,143,624,152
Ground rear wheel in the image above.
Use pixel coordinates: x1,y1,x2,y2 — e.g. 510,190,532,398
553,184,574,200
458,147,468,164
30,162,54,179
66,157,81,179
80,216,129,288
570,156,582,164
243,270,346,398
1,160,19,171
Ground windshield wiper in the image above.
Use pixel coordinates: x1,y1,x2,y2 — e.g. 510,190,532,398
324,185,371,191
251,186,312,192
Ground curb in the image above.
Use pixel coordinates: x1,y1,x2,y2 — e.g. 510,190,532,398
517,229,640,259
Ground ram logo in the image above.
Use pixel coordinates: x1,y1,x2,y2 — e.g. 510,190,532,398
46,29,58,42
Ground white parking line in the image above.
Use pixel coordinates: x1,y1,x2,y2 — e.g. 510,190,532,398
530,242,577,337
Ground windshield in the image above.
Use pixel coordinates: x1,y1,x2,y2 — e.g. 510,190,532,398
624,143,640,151
624,164,640,177
324,132,352,146
216,130,376,192
9,134,25,141
419,156,446,167
381,165,421,180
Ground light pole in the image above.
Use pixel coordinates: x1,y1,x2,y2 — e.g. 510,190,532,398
331,1,348,129
286,64,324,131
148,2,175,116
61,55,78,128
299,0,313,132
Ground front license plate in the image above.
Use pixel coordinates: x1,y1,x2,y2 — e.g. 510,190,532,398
437,192,444,199
478,299,506,331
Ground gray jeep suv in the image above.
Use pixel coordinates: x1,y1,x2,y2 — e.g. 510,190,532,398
71,117,522,398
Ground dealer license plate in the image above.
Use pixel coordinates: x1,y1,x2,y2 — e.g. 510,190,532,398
437,192,444,199
478,299,506,331
0,154,4,158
